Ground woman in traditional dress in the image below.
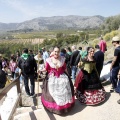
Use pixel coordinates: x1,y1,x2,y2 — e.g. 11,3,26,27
74,47,106,105
41,46,75,114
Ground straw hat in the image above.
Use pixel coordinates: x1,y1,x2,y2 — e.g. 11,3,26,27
112,36,120,42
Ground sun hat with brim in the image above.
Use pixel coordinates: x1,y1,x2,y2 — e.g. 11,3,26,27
112,36,120,42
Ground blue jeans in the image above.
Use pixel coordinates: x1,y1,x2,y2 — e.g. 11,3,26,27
115,80,120,93
23,74,35,95
71,66,77,81
110,66,119,88
14,67,19,79
20,75,24,83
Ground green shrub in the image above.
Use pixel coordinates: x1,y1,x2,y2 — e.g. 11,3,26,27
104,30,118,41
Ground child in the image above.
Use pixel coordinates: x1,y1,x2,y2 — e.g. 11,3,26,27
9,58,17,80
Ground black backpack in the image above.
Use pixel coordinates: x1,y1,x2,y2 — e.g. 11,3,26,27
20,56,32,74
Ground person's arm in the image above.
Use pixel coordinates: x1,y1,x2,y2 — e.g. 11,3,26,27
110,48,118,70
65,54,69,64
78,61,84,68
75,53,81,66
104,41,107,51
110,56,117,70
70,53,73,66
17,58,21,69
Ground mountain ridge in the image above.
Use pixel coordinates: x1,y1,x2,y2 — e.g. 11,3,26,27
0,15,105,31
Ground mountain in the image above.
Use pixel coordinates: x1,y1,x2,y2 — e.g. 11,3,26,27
0,23,18,30
0,15,105,31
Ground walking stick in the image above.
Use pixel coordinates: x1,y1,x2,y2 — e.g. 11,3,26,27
37,54,40,109
36,42,41,109
37,76,39,109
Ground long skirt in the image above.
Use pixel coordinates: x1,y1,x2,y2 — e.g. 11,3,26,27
75,70,106,105
41,73,75,114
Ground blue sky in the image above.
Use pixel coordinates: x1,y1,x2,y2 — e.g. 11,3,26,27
0,0,120,23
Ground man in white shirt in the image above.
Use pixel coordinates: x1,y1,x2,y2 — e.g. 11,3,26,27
42,47,49,64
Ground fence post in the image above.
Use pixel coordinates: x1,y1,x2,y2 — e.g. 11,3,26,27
16,78,22,106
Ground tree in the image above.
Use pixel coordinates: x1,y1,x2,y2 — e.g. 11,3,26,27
103,15,120,32
85,32,89,40
79,31,86,41
56,32,64,39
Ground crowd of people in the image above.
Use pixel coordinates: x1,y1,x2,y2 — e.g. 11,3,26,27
0,36,120,115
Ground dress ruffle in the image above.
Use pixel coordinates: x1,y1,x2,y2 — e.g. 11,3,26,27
41,96,75,110
76,89,106,105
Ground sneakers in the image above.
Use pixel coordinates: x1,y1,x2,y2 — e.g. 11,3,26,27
30,94,36,98
26,93,31,97
26,93,36,97
110,87,114,92
117,99,120,104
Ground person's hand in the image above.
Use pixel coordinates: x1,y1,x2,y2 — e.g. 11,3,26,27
78,62,81,68
37,70,41,74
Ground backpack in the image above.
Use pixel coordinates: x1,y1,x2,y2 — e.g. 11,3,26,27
20,56,32,74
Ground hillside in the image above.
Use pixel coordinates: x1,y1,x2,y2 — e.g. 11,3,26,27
0,15,105,31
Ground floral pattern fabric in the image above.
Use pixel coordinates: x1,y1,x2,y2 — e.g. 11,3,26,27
76,89,106,105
